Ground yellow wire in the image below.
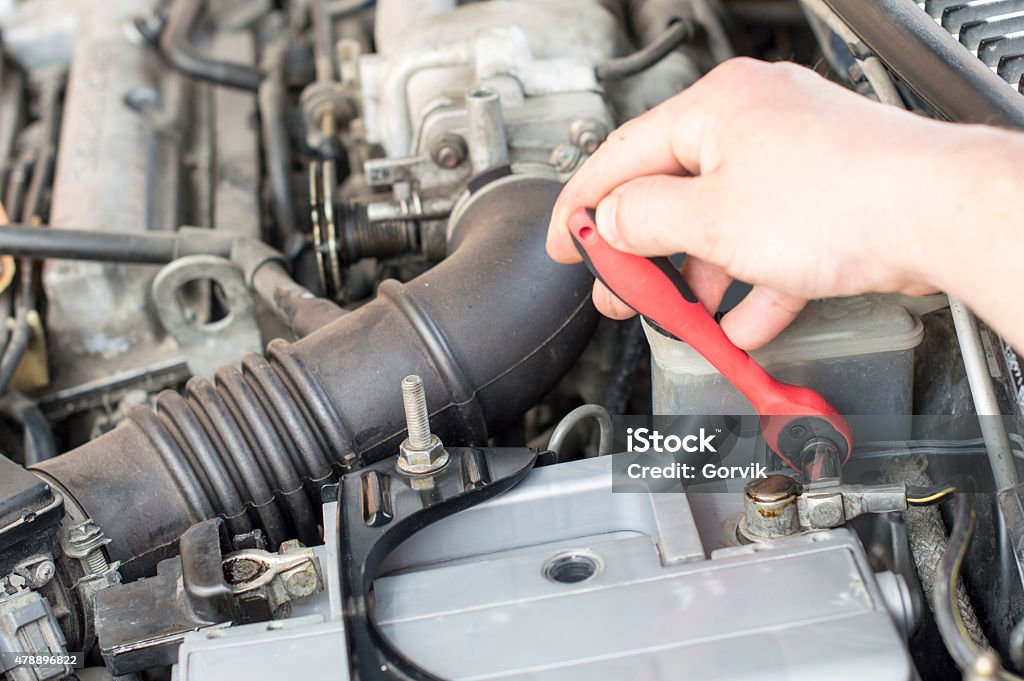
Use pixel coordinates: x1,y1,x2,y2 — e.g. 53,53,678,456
907,485,957,505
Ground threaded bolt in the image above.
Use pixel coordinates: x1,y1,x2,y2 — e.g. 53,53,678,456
401,375,432,449
84,549,108,576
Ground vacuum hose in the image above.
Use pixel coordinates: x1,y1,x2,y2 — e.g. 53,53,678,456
34,177,597,578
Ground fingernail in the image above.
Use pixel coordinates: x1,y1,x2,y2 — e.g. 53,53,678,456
595,196,619,244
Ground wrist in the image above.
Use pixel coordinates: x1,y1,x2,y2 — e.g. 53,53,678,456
876,124,1024,295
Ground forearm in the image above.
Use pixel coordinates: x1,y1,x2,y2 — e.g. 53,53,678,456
907,125,1024,350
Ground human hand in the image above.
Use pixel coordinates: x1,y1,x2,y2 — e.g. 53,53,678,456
547,58,1013,349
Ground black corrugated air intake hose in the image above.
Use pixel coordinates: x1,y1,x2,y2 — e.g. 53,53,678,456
33,177,598,579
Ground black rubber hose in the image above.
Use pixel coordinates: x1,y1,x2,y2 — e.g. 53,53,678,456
0,224,237,263
0,276,33,395
0,225,340,338
604,318,646,414
595,20,695,80
34,177,598,578
258,41,299,250
0,224,192,263
822,0,1024,128
0,389,56,465
159,0,263,91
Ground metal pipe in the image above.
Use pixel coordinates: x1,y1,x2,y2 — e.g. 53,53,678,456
548,404,615,460
466,88,509,175
0,224,342,339
0,224,222,263
310,0,336,83
949,296,1020,492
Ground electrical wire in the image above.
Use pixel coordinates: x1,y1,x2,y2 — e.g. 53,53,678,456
934,477,983,669
932,477,1024,680
0,74,60,395
906,482,957,506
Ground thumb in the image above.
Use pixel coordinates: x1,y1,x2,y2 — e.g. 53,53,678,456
594,174,723,261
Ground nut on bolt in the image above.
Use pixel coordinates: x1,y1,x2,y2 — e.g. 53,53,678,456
429,133,467,169
569,118,608,154
281,563,319,599
805,494,844,528
397,375,449,475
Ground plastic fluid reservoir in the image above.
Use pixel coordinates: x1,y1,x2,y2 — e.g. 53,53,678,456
644,295,926,437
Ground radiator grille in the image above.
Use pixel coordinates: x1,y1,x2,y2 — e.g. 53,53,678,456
919,0,1024,91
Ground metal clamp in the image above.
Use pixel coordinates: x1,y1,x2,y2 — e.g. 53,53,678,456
741,473,909,541
224,540,323,620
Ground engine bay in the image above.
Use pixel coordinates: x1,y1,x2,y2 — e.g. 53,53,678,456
1,0,1024,679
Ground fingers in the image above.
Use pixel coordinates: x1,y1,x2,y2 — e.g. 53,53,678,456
592,280,637,320
680,258,732,314
719,286,806,350
592,174,724,260
546,93,711,263
592,258,731,322
546,58,779,263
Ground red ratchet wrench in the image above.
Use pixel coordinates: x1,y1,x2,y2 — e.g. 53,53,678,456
567,208,853,469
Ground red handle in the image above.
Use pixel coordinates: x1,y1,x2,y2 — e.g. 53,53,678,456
567,208,852,467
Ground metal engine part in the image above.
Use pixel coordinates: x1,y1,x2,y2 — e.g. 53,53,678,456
0,0,1021,680
171,457,914,681
41,0,188,413
33,0,264,418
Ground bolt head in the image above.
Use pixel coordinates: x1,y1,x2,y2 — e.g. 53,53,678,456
33,561,55,585
577,132,600,154
549,143,583,173
789,425,808,439
282,564,319,598
429,134,467,169
806,495,844,528
569,118,608,155
745,474,800,503
398,434,449,475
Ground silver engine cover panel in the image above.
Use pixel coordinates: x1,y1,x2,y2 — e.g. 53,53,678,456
175,457,912,681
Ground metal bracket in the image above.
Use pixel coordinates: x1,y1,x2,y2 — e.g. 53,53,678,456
151,254,262,378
